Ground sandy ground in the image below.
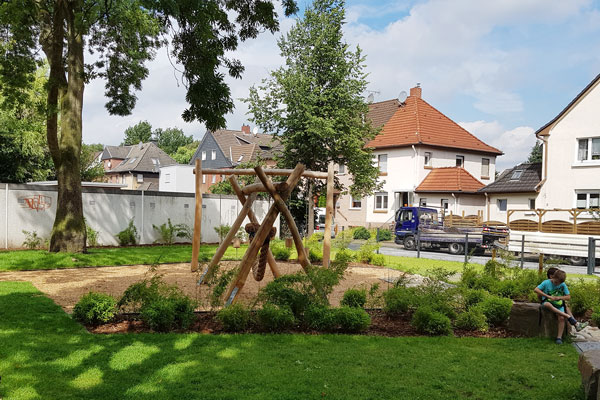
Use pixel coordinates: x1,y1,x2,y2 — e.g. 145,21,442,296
0,261,408,313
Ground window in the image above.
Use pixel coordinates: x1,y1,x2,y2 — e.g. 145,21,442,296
497,199,507,212
212,174,216,183
510,170,523,180
456,155,464,167
165,173,170,183
350,196,361,209
529,198,536,210
481,158,490,177
578,138,600,161
201,151,206,161
424,152,432,167
211,150,216,160
378,154,387,173
202,175,206,184
419,198,427,207
441,199,449,212
576,192,600,209
338,164,345,174
400,209,413,222
151,158,159,166
129,157,137,164
238,155,244,162
374,192,388,210
137,174,143,183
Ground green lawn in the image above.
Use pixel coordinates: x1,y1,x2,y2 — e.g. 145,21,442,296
0,281,584,399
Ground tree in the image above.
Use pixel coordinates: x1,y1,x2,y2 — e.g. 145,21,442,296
122,121,153,146
0,0,298,252
172,141,199,164
155,127,193,156
245,0,380,199
80,143,105,182
527,141,543,163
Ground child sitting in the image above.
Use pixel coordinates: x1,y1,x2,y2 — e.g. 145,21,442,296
534,269,588,344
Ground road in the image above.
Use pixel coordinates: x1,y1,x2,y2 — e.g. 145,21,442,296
348,241,597,276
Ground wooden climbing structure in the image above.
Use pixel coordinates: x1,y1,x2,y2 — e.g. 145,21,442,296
189,160,335,304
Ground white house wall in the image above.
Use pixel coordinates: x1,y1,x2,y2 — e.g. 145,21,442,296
159,165,195,193
415,146,496,186
486,193,536,223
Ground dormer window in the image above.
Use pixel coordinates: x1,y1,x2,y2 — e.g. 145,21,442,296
424,152,432,167
510,170,523,180
456,155,464,167
238,155,244,162
151,158,159,166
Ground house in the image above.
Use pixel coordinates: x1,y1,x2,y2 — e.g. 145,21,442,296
336,85,502,230
478,162,542,223
103,142,177,190
162,125,281,193
534,73,600,218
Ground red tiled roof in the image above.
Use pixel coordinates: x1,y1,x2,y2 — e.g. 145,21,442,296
366,93,502,155
415,167,485,193
367,99,401,128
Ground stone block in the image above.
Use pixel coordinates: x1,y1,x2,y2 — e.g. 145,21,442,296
579,350,600,400
506,302,566,338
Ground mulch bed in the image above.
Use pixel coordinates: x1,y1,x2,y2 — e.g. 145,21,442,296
87,309,523,338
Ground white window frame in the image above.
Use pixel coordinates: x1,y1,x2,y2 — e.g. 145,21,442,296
497,199,507,212
575,191,600,209
424,152,432,167
211,149,217,160
201,151,206,161
212,174,216,184
165,173,170,183
350,196,361,209
338,164,345,174
419,198,427,207
441,199,449,212
374,192,388,210
137,174,143,183
202,175,206,184
378,154,387,173
576,137,600,163
510,170,523,180
456,155,464,167
481,158,490,178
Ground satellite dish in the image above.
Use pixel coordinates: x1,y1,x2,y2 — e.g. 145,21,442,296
252,127,258,135
398,91,408,103
367,93,374,104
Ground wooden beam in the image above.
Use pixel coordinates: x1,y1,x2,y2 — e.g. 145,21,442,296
196,168,327,179
241,182,285,195
538,253,544,274
191,159,202,272
255,165,310,271
224,163,306,303
322,162,334,267
230,176,281,278
202,192,257,282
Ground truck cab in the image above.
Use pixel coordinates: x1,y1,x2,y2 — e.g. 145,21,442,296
394,207,438,241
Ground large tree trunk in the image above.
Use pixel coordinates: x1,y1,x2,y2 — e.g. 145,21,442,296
48,1,86,252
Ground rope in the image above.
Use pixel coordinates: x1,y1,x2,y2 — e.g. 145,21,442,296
245,223,277,282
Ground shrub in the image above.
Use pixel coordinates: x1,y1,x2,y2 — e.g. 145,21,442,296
383,287,412,316
411,307,453,336
308,247,323,263
214,224,231,243
462,289,488,310
116,219,138,246
217,303,252,332
332,230,353,250
357,239,380,263
303,305,337,331
455,309,488,332
73,292,117,326
22,230,43,249
308,232,324,243
153,219,192,244
460,265,479,288
370,254,385,266
118,275,175,311
353,226,371,240
477,296,512,326
341,289,367,308
261,276,311,317
333,249,355,267
334,306,371,333
271,243,292,261
376,229,392,241
592,307,600,327
569,279,600,316
257,304,296,332
86,224,100,247
140,295,196,332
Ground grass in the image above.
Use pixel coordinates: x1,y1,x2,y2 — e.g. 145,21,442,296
0,281,585,399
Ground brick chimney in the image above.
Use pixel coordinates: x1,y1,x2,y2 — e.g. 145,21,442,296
410,84,422,99
241,124,251,134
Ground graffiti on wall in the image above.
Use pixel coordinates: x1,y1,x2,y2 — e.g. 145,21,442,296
18,195,52,211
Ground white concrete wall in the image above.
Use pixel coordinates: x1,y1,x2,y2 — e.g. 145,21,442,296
486,193,536,223
538,79,600,210
159,165,195,193
0,184,278,248
415,193,485,216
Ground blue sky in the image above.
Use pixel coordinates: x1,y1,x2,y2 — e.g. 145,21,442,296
82,0,600,170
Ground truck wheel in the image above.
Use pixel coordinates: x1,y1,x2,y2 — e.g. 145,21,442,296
403,236,416,250
448,242,464,255
568,256,587,266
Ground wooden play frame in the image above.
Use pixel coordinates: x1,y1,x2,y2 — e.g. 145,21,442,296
190,160,335,304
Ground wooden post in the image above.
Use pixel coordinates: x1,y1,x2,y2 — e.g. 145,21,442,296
255,166,310,271
322,162,334,267
230,176,281,278
569,209,582,234
224,164,305,303
491,248,496,261
202,192,257,281
538,253,544,274
191,159,202,272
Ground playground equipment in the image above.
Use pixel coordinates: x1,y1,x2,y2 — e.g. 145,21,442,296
190,160,335,304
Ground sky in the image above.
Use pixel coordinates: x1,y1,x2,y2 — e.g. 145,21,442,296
81,0,600,171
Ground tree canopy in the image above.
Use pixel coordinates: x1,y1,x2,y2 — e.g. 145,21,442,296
245,0,380,198
527,141,543,163
122,121,194,157
122,121,153,146
0,0,298,252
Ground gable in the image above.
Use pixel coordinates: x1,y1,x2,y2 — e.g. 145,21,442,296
190,132,232,168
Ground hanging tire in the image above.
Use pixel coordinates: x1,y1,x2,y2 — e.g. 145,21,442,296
448,242,464,255
403,236,416,250
568,256,587,266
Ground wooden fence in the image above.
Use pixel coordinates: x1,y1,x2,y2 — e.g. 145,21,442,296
506,209,600,235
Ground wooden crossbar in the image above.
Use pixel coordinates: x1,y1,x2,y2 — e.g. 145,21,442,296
195,168,328,179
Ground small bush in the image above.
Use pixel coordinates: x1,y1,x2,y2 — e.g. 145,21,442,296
214,224,232,243
341,289,367,308
257,304,296,332
455,309,488,332
303,305,337,331
411,307,453,336
86,224,100,247
592,307,600,327
353,226,371,240
370,254,385,266
477,296,512,326
357,239,380,263
462,289,488,310
73,292,117,326
569,279,600,316
153,219,192,244
332,230,353,250
140,295,196,332
261,276,311,317
383,287,412,316
22,230,43,249
271,242,292,261
334,306,371,333
376,229,392,241
118,275,175,311
333,249,355,266
309,232,324,243
116,219,138,246
308,247,323,263
217,303,252,332
460,265,479,288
